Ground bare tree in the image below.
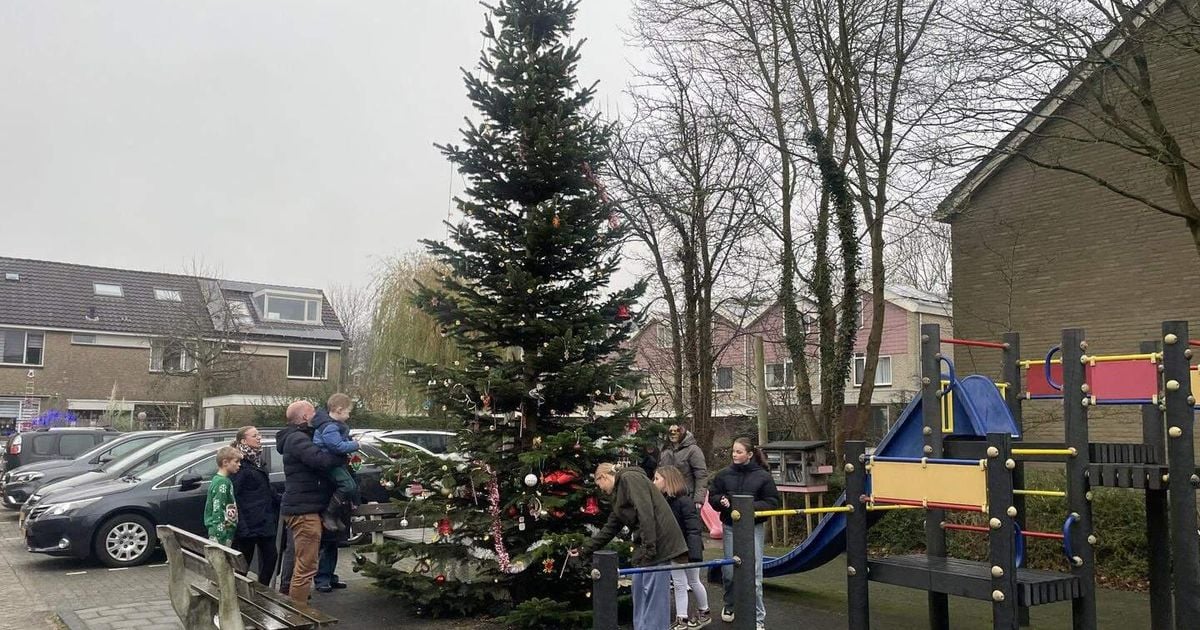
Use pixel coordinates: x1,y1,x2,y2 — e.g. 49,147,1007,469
608,41,772,451
327,282,377,395
943,0,1200,261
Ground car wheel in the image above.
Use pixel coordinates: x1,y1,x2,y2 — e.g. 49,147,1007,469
94,514,157,567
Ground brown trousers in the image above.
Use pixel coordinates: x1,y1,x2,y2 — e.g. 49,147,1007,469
285,513,322,603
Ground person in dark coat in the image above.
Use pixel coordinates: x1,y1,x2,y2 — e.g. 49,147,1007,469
655,466,711,629
580,463,688,630
707,437,779,629
277,400,344,603
659,422,709,508
229,426,279,586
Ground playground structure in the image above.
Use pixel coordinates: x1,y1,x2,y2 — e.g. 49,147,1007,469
590,321,1197,630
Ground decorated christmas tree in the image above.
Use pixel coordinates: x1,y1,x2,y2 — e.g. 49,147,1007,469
357,1,648,626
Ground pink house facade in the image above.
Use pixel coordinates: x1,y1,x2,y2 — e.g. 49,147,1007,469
628,286,953,440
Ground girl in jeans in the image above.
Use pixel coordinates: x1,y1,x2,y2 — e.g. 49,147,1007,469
707,438,779,630
655,465,711,629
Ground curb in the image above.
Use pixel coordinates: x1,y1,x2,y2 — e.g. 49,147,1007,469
55,610,85,630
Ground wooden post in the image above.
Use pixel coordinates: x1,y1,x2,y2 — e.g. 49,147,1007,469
986,432,1019,630
845,440,869,630
591,551,618,630
1061,328,1096,630
206,545,248,630
731,494,757,630
1140,340,1172,630
921,323,950,630
1002,332,1030,628
1162,321,1200,630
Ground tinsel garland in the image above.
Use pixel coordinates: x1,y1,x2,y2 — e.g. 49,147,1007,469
486,465,513,573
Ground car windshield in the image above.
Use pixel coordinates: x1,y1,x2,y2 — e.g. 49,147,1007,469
73,432,160,462
131,443,223,482
99,436,179,472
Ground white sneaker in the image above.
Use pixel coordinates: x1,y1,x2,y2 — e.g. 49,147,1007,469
756,623,766,630
721,606,734,622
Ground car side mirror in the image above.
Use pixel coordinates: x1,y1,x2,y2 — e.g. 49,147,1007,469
179,474,203,491
98,454,114,464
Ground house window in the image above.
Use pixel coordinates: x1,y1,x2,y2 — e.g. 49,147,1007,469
71,334,97,345
226,301,254,327
656,323,673,348
765,362,795,389
154,289,182,302
858,298,866,329
94,283,124,297
150,341,194,373
0,329,44,366
288,349,328,379
715,367,734,392
256,292,322,325
853,354,892,387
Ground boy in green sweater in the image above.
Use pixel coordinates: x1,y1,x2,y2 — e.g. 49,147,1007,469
204,446,243,546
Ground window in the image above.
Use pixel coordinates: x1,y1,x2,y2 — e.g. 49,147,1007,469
223,301,254,328
656,323,673,348
58,434,96,457
93,283,123,297
0,329,44,366
256,292,322,325
105,436,163,460
154,289,182,302
715,367,734,392
171,456,219,487
150,341,194,373
288,349,328,379
765,362,795,389
853,354,893,387
71,334,96,345
858,298,866,329
31,435,55,455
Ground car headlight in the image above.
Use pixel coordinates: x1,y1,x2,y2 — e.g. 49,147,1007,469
44,497,102,516
10,471,43,483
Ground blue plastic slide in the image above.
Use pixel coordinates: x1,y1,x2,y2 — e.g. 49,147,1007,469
762,375,1018,577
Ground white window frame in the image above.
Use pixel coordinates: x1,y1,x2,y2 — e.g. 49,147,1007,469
93,283,124,297
858,297,866,329
656,323,673,349
71,334,97,345
714,366,735,392
154,288,182,302
149,340,195,373
287,349,328,380
0,328,45,367
765,361,795,390
255,291,323,325
852,353,893,387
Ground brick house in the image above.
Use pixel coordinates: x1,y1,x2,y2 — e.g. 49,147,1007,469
0,257,345,430
628,286,952,440
936,3,1200,443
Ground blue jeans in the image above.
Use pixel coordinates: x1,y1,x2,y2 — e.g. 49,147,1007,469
632,567,672,629
722,522,765,624
314,539,339,588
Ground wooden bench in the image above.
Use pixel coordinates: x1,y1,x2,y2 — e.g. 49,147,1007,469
351,502,410,563
157,525,337,630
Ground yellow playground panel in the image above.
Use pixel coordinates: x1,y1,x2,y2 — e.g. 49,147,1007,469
870,459,989,512
1192,369,1199,398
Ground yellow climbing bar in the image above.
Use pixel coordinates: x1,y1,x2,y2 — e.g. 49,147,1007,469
1011,447,1077,457
1080,352,1161,365
1019,359,1062,368
865,504,924,512
755,506,854,518
1013,489,1067,498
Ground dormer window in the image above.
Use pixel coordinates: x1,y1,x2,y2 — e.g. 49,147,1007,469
154,289,182,302
252,290,323,325
94,283,123,297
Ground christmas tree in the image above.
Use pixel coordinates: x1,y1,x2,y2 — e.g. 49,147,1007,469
357,1,648,626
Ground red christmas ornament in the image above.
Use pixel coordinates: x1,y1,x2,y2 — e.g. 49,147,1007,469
582,496,601,516
615,304,630,321
551,509,566,519
627,417,641,434
437,518,452,537
542,558,555,574
435,575,446,585
541,470,580,486
507,505,519,518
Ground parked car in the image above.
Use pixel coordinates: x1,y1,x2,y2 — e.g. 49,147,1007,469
361,430,458,456
1,431,178,509
22,438,391,567
2,427,122,472
20,429,264,525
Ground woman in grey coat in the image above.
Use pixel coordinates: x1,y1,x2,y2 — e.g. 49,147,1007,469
658,422,709,508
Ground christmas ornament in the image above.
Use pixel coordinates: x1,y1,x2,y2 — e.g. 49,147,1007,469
518,516,526,531
430,296,439,307
485,465,513,573
543,558,555,574
616,304,630,321
435,575,446,585
541,470,580,485
507,506,519,518
582,496,601,516
532,436,543,448
552,212,561,228
524,473,538,487
551,509,566,519
400,517,409,527
437,518,452,537
608,213,620,229
627,417,641,434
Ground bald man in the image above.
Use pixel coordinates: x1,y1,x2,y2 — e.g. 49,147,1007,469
276,400,344,602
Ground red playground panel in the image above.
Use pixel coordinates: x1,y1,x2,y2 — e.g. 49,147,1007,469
1090,359,1159,401
1026,362,1070,396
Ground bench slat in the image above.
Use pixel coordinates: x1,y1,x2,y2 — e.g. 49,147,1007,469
168,526,249,572
352,518,411,533
352,502,405,516
190,582,295,630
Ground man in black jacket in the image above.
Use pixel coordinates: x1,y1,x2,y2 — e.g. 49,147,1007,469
277,400,343,603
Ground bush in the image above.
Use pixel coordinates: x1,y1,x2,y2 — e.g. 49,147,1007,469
866,469,1151,589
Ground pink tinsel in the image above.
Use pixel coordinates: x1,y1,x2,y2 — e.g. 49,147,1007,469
486,465,512,573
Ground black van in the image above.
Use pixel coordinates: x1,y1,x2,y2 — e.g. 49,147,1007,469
2,427,122,472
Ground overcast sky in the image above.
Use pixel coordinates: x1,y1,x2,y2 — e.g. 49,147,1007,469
1,0,640,291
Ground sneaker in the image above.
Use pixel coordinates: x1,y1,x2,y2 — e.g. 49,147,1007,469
689,610,712,628
671,618,690,630
721,606,734,622
756,624,766,630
